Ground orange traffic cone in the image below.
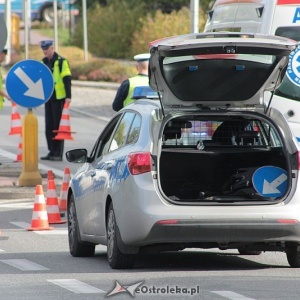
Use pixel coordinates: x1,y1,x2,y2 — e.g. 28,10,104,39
59,167,71,211
28,185,54,231
9,102,22,135
14,133,22,162
47,170,54,181
46,179,67,224
53,102,75,140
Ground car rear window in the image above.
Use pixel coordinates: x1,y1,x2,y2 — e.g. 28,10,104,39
163,116,282,148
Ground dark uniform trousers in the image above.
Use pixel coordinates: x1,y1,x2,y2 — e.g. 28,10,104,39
45,97,65,157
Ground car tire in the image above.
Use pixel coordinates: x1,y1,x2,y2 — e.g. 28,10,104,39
41,5,56,24
106,203,135,269
286,250,300,268
238,248,262,255
68,194,95,257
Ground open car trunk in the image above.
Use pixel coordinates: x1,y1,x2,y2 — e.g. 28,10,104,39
159,114,291,203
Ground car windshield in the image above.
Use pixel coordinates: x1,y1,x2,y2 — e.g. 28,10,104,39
206,3,263,32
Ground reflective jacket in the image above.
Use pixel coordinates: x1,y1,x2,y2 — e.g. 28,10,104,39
53,57,71,100
123,75,149,107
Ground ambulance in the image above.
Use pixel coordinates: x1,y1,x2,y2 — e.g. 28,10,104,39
204,0,300,139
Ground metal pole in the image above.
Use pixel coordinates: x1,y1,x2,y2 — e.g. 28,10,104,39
24,0,29,59
82,0,88,61
4,0,11,65
53,0,58,52
62,0,66,29
190,0,199,33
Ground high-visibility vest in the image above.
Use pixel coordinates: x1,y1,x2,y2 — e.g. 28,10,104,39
0,67,4,109
52,57,71,100
123,75,149,107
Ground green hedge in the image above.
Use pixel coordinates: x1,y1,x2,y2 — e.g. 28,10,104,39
72,4,206,59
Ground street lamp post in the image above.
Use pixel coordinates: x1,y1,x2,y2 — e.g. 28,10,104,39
190,0,199,33
82,0,88,61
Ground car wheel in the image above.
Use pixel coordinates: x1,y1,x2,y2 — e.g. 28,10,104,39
238,248,262,255
68,194,95,257
106,203,135,269
286,250,300,268
41,5,56,24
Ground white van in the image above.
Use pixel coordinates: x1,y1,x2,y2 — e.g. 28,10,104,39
204,0,300,139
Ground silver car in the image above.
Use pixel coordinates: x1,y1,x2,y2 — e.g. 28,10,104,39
66,32,300,269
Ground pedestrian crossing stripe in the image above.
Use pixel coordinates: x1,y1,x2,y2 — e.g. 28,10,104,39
0,201,33,209
47,279,106,294
0,259,49,271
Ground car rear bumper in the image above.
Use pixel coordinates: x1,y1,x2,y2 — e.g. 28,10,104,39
133,219,300,247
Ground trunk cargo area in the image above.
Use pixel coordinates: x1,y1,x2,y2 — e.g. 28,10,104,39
160,147,287,202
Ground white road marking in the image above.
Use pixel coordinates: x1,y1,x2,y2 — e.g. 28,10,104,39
48,279,105,294
0,202,33,209
212,291,256,300
0,148,65,178
35,229,68,235
0,259,49,271
10,222,67,234
11,221,31,229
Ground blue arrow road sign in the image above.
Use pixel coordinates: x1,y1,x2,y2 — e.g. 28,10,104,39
252,166,288,198
6,60,54,108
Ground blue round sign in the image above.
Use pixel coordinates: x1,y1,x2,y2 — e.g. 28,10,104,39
252,166,288,198
286,43,300,87
6,59,54,108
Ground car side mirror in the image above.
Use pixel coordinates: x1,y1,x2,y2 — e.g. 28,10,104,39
65,149,88,163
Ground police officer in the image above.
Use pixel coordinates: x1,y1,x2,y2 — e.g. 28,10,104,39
112,53,150,112
39,40,72,161
0,48,11,109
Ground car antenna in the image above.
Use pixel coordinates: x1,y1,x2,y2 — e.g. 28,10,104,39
264,68,284,114
151,66,165,118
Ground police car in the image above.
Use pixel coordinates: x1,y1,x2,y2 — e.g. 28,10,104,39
66,32,300,269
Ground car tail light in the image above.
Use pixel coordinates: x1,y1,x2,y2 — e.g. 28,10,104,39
277,219,299,224
156,220,179,225
128,152,152,175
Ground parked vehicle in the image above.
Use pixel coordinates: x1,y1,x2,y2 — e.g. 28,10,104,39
66,32,300,269
0,0,78,24
204,0,300,140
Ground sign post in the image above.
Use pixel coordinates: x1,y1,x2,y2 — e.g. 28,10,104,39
6,60,54,186
0,15,8,52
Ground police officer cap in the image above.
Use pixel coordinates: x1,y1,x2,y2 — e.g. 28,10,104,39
133,53,150,62
1,48,7,54
40,40,53,50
